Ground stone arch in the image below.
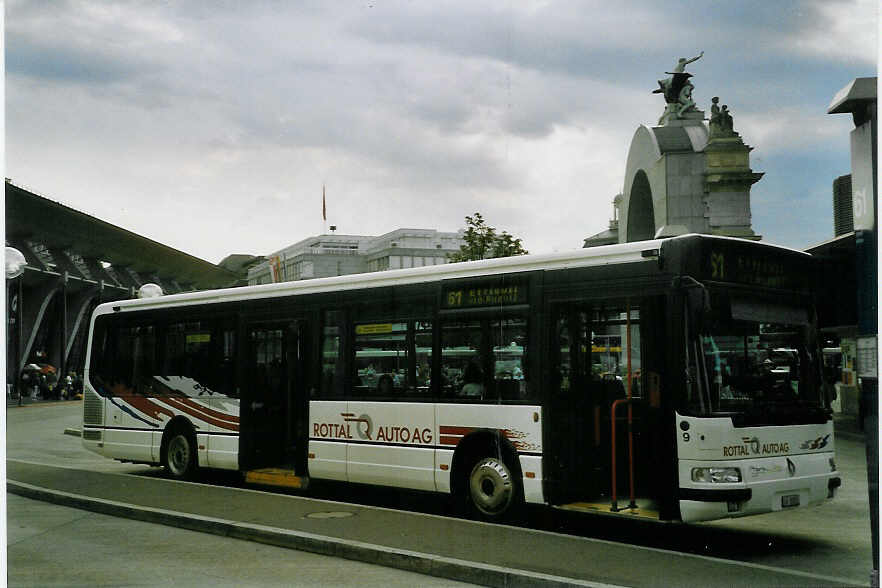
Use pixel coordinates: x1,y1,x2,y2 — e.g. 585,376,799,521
620,125,666,243
626,170,655,241
619,123,712,243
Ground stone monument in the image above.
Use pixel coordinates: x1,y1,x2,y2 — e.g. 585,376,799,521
595,53,762,245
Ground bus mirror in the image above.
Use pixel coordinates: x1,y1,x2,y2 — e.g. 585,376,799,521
686,287,710,329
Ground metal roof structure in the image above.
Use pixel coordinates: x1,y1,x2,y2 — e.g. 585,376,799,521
6,180,238,291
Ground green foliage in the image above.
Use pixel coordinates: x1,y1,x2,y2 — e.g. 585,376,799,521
448,212,528,262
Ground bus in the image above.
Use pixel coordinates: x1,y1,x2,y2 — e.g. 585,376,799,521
82,234,840,523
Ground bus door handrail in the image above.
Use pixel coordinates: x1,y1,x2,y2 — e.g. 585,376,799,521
610,396,641,512
611,298,638,513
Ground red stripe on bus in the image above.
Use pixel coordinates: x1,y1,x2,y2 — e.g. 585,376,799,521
159,397,240,431
439,436,461,446
122,395,175,421
439,426,474,435
175,397,240,423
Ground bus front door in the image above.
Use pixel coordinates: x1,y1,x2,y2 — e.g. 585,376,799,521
548,300,662,518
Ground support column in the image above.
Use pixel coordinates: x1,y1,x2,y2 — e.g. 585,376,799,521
20,278,61,373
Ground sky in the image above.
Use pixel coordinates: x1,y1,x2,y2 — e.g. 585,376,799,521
5,0,878,264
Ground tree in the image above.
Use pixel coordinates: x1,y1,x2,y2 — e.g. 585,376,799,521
448,212,528,262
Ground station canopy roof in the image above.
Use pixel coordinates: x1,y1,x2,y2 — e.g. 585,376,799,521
6,181,238,290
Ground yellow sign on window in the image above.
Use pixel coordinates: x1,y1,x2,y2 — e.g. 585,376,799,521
356,324,395,335
186,333,211,344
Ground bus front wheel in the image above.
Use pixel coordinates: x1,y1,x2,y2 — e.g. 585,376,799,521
163,427,197,480
466,455,521,521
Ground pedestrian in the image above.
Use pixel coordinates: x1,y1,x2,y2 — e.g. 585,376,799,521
38,373,48,400
73,372,84,399
47,370,59,400
20,371,30,399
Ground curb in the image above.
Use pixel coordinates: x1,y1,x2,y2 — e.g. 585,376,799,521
7,480,618,588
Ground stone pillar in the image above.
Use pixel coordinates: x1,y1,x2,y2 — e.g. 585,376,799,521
703,133,763,240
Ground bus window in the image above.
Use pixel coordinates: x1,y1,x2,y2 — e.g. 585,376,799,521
160,321,215,397
591,305,640,396
414,321,433,393
112,324,157,396
556,315,572,393
696,321,816,414
440,320,484,399
217,328,237,398
353,322,409,398
440,316,532,402
319,311,343,398
489,318,528,401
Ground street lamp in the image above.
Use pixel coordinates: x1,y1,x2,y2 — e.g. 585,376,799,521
6,247,27,404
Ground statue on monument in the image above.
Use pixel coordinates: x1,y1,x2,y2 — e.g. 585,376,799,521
709,96,737,138
672,51,704,74
654,51,704,125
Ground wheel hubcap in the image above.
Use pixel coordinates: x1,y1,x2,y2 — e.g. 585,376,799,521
168,435,190,476
469,457,513,516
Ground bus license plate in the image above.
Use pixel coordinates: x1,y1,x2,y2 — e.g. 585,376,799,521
781,494,800,508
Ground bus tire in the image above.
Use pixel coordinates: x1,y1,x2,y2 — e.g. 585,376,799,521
163,426,197,480
465,454,522,522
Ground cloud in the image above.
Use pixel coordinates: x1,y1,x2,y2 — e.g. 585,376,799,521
783,0,878,66
5,0,875,262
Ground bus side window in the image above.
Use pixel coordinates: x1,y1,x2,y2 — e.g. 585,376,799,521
114,324,156,396
161,321,215,397
556,315,571,393
319,310,343,398
217,328,237,398
353,321,409,399
440,320,484,400
489,317,528,401
88,317,111,393
413,320,433,397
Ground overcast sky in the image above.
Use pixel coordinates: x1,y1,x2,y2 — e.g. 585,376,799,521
6,1,878,264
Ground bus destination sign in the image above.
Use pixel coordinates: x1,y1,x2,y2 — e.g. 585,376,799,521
705,249,805,290
443,280,527,309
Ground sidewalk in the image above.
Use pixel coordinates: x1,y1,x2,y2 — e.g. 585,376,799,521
7,460,857,588
6,393,81,409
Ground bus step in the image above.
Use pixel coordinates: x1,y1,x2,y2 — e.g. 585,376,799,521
554,499,660,520
244,468,309,490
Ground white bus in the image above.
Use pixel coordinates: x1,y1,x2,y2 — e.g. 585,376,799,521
82,234,840,523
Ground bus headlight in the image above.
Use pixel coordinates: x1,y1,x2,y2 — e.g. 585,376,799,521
691,467,742,483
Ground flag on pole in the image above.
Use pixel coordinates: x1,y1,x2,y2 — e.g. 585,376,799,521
322,185,327,221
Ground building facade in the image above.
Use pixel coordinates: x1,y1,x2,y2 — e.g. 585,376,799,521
247,228,464,285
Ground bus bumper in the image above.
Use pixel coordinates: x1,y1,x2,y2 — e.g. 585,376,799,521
678,452,839,523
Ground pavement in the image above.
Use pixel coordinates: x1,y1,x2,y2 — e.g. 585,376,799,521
6,402,868,587
7,492,475,588
833,412,867,440
6,391,81,408
8,463,861,587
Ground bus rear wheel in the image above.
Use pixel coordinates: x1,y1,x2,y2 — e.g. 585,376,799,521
163,428,197,480
466,455,520,521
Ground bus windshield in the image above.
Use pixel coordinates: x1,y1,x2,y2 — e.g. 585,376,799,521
685,303,825,423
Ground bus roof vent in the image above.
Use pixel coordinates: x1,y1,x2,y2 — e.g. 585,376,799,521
138,283,164,299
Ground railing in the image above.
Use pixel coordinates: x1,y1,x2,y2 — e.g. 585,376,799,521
610,397,639,511
611,299,638,512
